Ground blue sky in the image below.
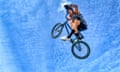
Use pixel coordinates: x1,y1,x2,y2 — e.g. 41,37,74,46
0,0,120,72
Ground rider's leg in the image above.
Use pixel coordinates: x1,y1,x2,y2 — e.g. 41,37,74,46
60,20,74,41
60,20,78,41
66,19,75,38
71,19,81,39
67,29,75,38
67,19,79,38
71,20,79,33
60,19,81,41
77,24,84,39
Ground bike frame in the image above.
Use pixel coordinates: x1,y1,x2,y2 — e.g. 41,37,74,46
63,21,82,50
63,20,72,35
51,13,90,59
62,14,73,34
62,14,82,43
62,20,78,43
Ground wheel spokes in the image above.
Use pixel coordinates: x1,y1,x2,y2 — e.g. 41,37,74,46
72,41,90,59
51,23,63,38
55,26,62,32
54,26,62,35
75,43,81,51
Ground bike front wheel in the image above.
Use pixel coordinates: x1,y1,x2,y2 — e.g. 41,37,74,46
71,40,90,59
51,23,64,38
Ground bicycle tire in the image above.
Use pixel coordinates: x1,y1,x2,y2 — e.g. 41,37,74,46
51,23,64,38
71,40,90,59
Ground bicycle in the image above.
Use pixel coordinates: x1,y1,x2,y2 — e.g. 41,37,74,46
51,14,90,59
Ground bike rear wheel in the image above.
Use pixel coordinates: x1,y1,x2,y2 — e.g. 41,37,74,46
71,40,90,59
51,23,64,38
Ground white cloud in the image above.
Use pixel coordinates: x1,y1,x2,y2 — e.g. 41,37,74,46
58,0,71,12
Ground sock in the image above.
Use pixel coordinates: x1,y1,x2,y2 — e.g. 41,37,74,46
67,30,75,38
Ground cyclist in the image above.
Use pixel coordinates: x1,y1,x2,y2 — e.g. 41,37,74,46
61,4,87,41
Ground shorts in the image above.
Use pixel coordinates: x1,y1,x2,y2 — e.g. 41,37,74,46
78,22,87,31
72,14,87,31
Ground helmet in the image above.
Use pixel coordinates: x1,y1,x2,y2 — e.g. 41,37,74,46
64,5,73,11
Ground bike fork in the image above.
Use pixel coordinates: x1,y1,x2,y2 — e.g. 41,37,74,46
73,40,82,51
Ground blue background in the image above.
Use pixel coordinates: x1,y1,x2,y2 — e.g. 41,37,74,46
0,0,120,72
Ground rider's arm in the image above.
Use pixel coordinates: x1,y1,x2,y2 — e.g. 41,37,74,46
67,15,72,20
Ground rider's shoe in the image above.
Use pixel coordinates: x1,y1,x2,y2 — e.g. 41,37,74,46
60,36,71,41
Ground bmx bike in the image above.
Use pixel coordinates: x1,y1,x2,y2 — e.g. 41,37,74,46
51,15,90,59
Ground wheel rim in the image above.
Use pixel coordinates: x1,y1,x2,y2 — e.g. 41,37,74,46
53,25,62,36
51,23,63,38
72,41,90,59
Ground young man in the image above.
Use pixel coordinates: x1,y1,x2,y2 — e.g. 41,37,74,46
61,4,87,41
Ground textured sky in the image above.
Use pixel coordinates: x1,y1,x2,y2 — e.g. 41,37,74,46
0,0,120,72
